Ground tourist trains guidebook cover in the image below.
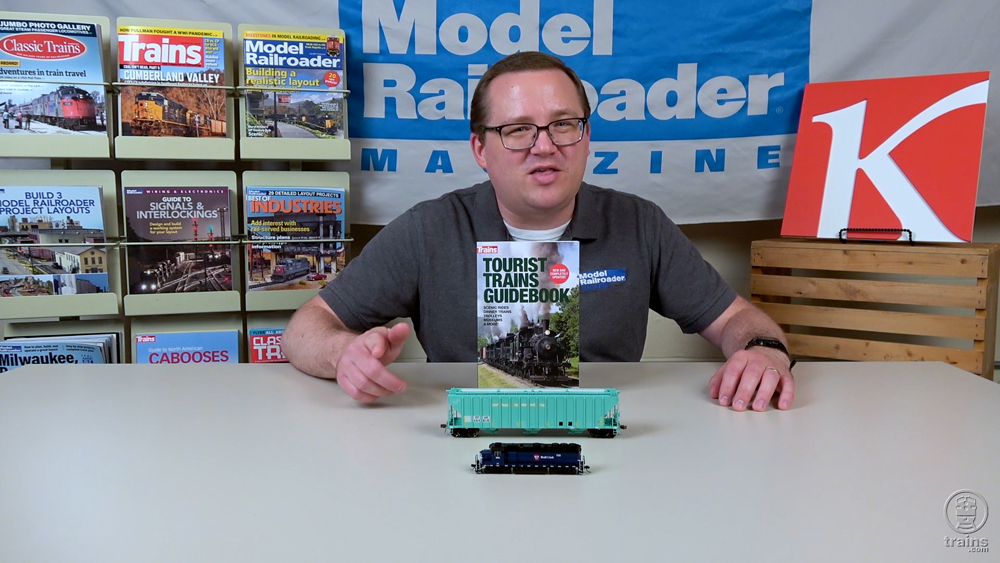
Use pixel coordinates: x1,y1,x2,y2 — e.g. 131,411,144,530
0,186,110,298
135,330,239,364
117,24,227,137
0,18,107,135
124,187,232,294
245,186,346,291
477,241,580,389
241,29,346,140
249,327,287,363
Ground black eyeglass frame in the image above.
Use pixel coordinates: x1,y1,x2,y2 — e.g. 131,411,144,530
481,117,589,150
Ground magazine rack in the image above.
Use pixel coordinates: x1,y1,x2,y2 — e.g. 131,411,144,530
751,238,1000,379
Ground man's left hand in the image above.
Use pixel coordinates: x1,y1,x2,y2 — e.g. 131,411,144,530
709,346,794,411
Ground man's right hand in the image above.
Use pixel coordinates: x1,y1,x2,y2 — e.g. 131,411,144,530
334,323,410,402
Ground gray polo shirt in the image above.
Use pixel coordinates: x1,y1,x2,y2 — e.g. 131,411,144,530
319,181,737,362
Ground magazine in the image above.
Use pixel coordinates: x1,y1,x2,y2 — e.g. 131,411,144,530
135,330,238,364
3,332,120,365
245,186,346,291
124,187,232,294
0,19,107,136
0,186,110,297
241,29,346,140
476,241,580,388
117,24,227,137
248,327,287,363
0,340,106,373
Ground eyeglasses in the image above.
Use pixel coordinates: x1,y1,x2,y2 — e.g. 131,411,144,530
483,117,588,150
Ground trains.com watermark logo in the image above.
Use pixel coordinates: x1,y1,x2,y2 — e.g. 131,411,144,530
944,490,989,553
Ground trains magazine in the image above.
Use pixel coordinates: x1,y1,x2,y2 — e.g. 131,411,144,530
245,186,347,291
476,241,581,389
117,23,227,138
0,18,108,135
123,187,233,294
241,28,346,140
0,186,111,298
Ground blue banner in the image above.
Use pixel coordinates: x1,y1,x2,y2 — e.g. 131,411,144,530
341,0,810,141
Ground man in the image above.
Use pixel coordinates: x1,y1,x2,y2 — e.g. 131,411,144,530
284,52,795,412
24,113,30,131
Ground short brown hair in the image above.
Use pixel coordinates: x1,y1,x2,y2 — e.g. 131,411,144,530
469,51,591,141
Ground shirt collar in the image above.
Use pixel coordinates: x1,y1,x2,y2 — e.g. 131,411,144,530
473,180,600,242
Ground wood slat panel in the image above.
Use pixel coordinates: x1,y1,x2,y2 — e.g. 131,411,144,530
755,239,996,256
787,333,983,375
751,246,988,277
751,274,986,308
758,302,985,340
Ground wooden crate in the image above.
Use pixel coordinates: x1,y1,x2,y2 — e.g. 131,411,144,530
750,238,1000,379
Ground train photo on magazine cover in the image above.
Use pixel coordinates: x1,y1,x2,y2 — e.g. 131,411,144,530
14,85,98,130
269,257,311,282
130,91,225,137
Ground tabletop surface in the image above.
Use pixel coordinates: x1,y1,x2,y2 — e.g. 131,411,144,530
1,361,998,563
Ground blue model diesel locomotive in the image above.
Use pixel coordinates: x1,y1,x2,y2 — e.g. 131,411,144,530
473,442,588,474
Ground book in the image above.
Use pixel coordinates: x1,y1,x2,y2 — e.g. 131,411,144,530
241,29,346,140
248,327,287,363
134,330,238,364
0,186,110,297
476,241,580,388
0,18,108,135
245,186,346,291
124,187,233,293
117,23,227,137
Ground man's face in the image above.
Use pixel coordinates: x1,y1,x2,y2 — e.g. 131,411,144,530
471,69,590,229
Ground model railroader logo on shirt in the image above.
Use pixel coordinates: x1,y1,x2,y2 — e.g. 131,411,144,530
580,269,627,291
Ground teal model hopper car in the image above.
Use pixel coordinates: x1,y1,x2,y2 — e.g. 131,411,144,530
443,388,625,437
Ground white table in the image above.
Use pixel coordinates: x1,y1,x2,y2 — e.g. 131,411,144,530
1,361,998,562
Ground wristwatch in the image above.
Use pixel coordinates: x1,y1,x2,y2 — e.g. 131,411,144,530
744,337,796,369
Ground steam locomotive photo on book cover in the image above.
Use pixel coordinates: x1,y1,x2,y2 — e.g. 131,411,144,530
124,187,232,293
477,241,580,389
